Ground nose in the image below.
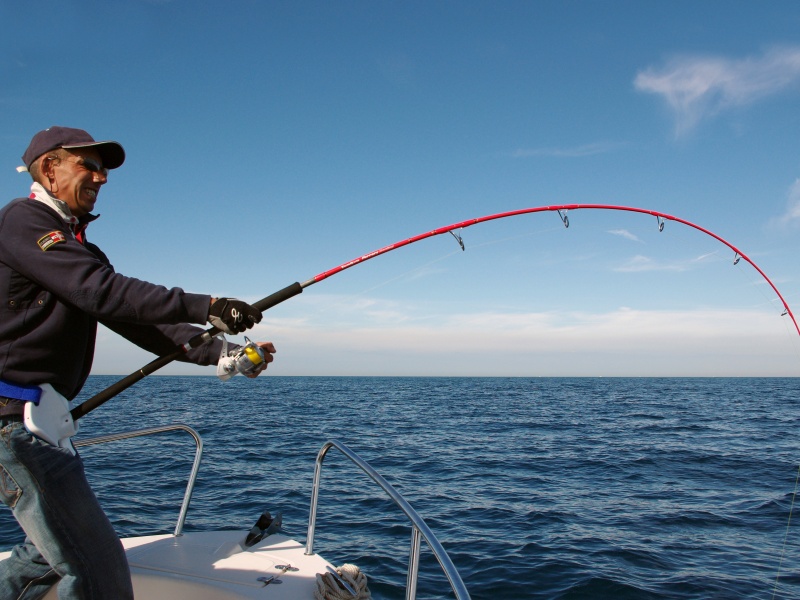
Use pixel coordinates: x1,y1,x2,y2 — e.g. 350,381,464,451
93,169,108,184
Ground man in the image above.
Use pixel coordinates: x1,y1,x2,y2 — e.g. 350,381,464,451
0,126,276,599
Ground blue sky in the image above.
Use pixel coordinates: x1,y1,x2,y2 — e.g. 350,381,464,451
2,1,800,377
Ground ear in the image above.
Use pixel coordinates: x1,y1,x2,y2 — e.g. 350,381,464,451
39,155,55,178
38,155,59,192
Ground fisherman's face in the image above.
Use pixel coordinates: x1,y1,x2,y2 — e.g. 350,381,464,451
46,148,108,217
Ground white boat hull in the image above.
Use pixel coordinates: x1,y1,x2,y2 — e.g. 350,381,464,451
3,531,335,599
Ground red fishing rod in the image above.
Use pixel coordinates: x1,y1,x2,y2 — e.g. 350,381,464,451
71,204,799,419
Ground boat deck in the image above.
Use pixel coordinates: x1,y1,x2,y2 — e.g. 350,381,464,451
21,531,335,599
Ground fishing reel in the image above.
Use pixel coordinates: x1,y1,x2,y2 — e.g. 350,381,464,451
216,336,265,381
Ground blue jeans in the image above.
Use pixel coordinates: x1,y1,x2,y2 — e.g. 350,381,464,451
0,421,133,599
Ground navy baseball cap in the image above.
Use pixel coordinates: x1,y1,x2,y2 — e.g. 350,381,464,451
21,126,125,170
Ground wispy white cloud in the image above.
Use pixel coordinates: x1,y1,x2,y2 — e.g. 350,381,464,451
634,46,800,135
512,141,625,158
607,229,642,243
691,251,719,263
614,255,685,273
614,250,721,273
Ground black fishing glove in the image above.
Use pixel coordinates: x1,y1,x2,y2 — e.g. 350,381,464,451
208,298,262,334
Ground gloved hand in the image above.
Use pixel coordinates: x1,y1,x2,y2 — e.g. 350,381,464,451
208,298,262,334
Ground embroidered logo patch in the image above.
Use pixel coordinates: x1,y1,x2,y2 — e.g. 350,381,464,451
37,231,66,251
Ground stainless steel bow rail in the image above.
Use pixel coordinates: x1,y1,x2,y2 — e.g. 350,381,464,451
75,423,203,537
306,439,471,600
76,427,470,599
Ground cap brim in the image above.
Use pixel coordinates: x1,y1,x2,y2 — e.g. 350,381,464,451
61,140,125,170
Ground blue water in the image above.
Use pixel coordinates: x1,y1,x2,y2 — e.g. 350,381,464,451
1,376,798,599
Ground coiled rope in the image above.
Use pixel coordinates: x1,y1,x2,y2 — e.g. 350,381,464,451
314,563,371,599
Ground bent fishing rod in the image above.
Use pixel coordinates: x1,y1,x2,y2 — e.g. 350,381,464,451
71,203,800,420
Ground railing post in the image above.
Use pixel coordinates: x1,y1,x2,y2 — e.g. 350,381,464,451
406,525,421,600
74,424,203,538
307,439,471,599
305,441,333,555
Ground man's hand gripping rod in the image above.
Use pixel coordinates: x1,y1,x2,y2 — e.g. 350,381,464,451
70,282,304,421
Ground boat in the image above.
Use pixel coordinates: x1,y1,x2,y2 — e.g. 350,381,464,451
0,424,471,599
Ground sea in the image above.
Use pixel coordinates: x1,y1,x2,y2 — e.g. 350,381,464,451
0,376,798,599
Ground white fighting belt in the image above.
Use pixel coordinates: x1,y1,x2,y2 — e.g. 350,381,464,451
23,384,79,455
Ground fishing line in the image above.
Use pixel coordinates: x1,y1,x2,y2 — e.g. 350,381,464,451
711,240,800,595
458,223,564,252
772,463,800,599
347,225,569,316
728,252,786,309
306,249,464,318
310,223,562,315
725,248,800,361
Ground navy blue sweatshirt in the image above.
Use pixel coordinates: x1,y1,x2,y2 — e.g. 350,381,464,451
0,196,221,400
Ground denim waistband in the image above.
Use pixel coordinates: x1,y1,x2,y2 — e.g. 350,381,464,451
0,397,25,417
